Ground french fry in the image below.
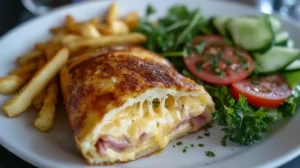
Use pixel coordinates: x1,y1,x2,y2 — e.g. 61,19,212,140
80,23,101,38
0,74,32,94
111,20,129,35
45,42,63,60
123,12,139,29
60,35,81,45
32,58,46,109
67,33,146,51
34,78,58,132
32,91,46,110
106,3,119,24
66,15,81,35
87,17,99,27
96,23,114,35
9,62,37,75
2,48,69,117
50,27,67,35
17,50,43,65
34,43,47,52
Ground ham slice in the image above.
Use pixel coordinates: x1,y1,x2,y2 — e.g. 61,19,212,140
96,136,131,155
96,113,208,155
190,115,207,130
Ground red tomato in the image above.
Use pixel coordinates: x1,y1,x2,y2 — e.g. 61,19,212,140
230,74,291,109
184,35,254,85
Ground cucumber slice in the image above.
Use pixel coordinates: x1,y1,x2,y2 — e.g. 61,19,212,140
287,39,295,48
284,70,300,89
253,47,300,74
211,16,229,36
269,16,281,34
285,59,300,71
275,31,289,46
226,17,274,52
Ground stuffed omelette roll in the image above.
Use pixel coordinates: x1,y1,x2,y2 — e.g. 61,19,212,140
60,46,215,165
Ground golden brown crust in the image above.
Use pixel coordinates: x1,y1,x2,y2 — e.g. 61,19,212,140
60,45,202,141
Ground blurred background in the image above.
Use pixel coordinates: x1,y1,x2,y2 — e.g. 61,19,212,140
0,0,300,167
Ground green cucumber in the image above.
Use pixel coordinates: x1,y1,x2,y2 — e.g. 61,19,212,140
275,31,289,46
285,59,300,71
211,16,229,36
226,16,274,52
269,16,281,34
284,70,300,89
287,40,295,48
253,47,300,74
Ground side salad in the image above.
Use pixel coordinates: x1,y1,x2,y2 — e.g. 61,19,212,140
135,5,300,146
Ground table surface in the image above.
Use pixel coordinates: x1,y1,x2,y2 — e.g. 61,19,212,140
0,0,300,167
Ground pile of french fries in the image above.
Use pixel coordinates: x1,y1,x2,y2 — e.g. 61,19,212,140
0,3,144,132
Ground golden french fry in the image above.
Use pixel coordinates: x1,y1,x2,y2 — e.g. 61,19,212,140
67,33,146,51
9,62,37,75
60,35,81,45
2,48,69,117
32,91,46,110
17,50,43,65
66,15,81,35
51,34,81,45
0,74,32,94
32,58,46,109
106,3,119,24
34,78,58,132
87,17,99,27
34,43,47,52
96,23,114,35
45,42,62,60
123,12,139,29
111,20,129,35
80,23,101,38
50,27,67,35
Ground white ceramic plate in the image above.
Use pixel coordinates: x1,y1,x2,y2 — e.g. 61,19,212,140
1,0,300,168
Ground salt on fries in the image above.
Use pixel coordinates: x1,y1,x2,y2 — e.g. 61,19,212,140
0,3,141,132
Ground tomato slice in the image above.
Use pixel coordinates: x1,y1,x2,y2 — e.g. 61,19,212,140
184,35,254,85
230,74,291,109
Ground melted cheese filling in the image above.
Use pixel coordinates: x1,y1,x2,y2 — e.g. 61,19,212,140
92,94,208,163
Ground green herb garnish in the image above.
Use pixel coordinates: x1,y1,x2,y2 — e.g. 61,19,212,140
196,62,205,72
278,95,298,117
198,144,204,147
203,84,274,146
197,136,203,139
176,141,183,146
212,93,273,145
191,144,194,147
205,151,215,157
221,136,227,146
183,146,188,153
203,123,213,131
219,71,226,78
146,5,156,17
204,132,210,137
195,41,206,55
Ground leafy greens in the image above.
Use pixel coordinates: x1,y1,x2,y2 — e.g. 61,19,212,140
134,5,212,55
206,85,273,145
137,5,300,146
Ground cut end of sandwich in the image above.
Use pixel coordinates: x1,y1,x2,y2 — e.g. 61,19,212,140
79,88,215,165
